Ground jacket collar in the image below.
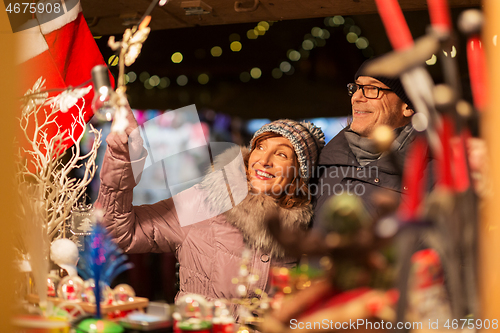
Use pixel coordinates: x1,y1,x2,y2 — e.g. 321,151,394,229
318,125,414,175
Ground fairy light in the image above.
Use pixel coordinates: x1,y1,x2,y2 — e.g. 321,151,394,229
250,67,262,79
211,46,223,57
177,75,188,86
198,74,209,84
230,41,242,52
139,72,150,83
272,68,283,79
127,72,137,83
159,77,170,89
171,52,183,63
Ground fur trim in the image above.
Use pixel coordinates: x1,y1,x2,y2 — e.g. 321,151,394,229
199,145,313,258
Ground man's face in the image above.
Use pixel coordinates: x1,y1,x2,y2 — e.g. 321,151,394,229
350,76,412,137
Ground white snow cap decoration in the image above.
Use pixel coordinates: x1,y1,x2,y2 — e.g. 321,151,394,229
50,238,79,277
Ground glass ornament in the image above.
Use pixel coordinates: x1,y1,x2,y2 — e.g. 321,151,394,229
82,279,114,304
57,276,84,301
47,271,61,297
113,284,135,303
176,294,212,331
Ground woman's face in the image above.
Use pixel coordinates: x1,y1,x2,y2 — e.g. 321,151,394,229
248,136,298,197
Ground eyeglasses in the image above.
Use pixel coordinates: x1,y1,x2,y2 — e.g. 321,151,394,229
347,83,392,99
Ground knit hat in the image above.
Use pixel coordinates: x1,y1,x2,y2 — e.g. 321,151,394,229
355,59,414,110
250,119,325,181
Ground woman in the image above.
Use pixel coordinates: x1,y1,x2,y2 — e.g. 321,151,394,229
96,115,325,314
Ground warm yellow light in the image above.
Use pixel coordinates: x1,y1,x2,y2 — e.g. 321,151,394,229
355,37,369,49
240,72,251,82
198,73,209,84
346,32,358,43
250,67,262,79
258,21,270,31
159,77,170,89
177,75,188,86
280,61,291,73
302,40,314,50
247,29,258,39
230,41,242,52
108,55,119,66
149,75,160,86
288,50,301,61
272,68,282,79
171,52,183,63
229,33,240,42
333,15,345,25
256,26,266,35
211,46,223,57
139,72,150,82
127,72,137,83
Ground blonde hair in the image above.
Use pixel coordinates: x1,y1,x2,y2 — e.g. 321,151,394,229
247,132,311,208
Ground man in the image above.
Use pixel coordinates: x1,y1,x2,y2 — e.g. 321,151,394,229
313,60,417,224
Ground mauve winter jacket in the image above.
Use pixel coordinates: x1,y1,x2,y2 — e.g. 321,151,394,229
96,139,312,314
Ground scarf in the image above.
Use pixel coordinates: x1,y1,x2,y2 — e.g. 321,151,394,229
345,124,415,166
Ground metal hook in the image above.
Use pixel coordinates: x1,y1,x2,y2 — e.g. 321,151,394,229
234,0,259,13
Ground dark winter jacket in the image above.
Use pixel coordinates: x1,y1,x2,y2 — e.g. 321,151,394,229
312,126,415,227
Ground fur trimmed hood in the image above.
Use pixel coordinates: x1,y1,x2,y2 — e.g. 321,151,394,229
199,145,313,257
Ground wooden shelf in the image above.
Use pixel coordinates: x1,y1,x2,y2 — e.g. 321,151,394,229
26,294,149,315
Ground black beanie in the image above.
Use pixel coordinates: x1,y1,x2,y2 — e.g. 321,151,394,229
354,59,414,110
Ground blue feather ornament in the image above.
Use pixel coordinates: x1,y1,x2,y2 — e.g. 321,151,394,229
77,224,133,318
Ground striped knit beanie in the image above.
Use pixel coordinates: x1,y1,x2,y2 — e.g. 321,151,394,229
355,59,414,110
250,119,325,181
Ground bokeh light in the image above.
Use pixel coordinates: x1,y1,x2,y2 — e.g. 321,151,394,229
280,61,292,73
302,39,314,50
346,32,358,43
211,46,223,57
250,67,262,79
272,68,283,79
247,29,258,39
171,52,183,63
127,72,137,83
149,75,160,86
240,72,251,82
198,74,209,84
159,77,170,89
177,75,188,86
229,33,240,42
258,21,270,31
139,72,150,83
288,50,301,61
355,37,369,49
230,41,242,52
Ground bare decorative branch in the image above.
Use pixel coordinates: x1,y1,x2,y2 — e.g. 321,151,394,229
16,77,102,242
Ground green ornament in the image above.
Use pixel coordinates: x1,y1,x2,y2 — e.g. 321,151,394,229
75,318,124,333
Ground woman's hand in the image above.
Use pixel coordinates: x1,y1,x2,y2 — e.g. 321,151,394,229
107,104,145,161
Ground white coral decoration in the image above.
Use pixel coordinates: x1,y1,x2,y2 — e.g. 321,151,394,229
124,27,150,66
301,121,326,149
46,85,92,113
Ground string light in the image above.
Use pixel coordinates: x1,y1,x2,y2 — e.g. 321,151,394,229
177,75,188,86
230,41,242,52
171,52,183,63
250,67,262,79
149,75,160,86
198,74,209,84
240,72,251,82
139,72,150,83
127,72,137,83
159,77,170,89
108,55,119,66
211,46,223,57
271,68,283,79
